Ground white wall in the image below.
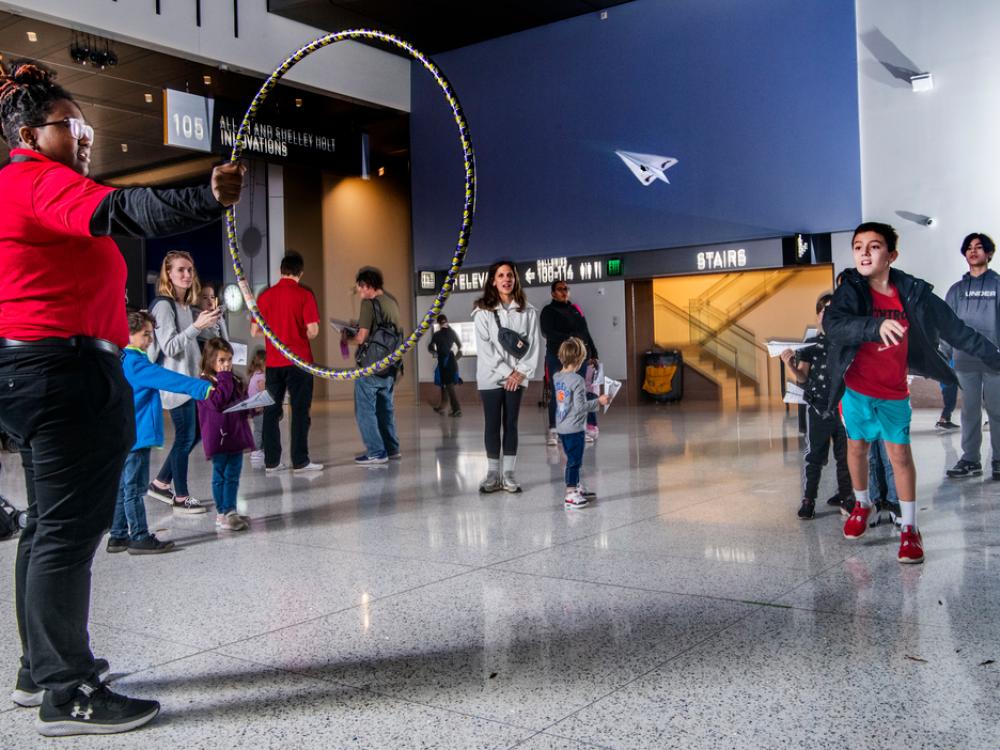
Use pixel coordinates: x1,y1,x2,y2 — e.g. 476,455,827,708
415,281,628,383
0,0,410,111
856,0,1000,292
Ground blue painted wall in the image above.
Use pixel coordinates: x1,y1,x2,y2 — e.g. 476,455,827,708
410,0,861,269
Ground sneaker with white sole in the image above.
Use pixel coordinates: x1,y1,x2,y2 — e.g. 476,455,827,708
145,483,173,504
292,462,323,473
565,489,590,509
35,681,159,737
172,496,207,514
354,452,388,465
12,659,110,708
249,450,264,468
265,463,288,474
216,511,248,532
502,472,522,493
479,472,503,493
576,485,597,498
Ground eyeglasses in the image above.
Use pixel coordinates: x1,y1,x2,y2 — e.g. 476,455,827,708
30,117,94,143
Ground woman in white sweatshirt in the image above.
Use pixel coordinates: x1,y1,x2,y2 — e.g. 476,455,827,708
472,261,540,493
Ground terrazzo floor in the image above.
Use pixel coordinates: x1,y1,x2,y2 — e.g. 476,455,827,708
1,398,998,749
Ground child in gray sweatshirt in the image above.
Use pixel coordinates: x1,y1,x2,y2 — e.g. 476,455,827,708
554,337,608,508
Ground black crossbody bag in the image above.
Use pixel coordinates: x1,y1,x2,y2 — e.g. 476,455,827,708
492,309,530,359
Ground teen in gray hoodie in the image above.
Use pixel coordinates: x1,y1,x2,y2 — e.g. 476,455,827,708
944,232,1000,479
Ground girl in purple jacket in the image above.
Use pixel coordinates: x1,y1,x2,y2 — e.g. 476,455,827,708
197,338,255,531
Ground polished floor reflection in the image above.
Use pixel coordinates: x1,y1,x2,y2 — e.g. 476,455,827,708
1,400,998,748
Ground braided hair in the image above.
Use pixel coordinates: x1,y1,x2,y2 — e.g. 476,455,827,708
0,60,71,145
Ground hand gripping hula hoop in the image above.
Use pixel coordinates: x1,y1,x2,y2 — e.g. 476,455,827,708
225,30,475,380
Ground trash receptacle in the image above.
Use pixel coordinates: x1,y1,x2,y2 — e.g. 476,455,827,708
642,349,683,402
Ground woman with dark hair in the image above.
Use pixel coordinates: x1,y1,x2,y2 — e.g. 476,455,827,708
0,61,243,736
472,261,540,492
146,250,224,513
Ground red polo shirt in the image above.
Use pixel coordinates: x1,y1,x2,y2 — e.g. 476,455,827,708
256,278,320,367
0,149,127,347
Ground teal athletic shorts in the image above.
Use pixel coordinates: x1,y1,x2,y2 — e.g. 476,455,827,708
840,387,911,444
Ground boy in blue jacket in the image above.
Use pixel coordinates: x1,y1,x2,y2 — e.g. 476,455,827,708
107,311,212,554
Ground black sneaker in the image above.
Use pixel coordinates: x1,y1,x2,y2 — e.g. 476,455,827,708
36,681,159,737
825,494,845,507
935,419,960,431
127,534,176,555
106,537,128,554
992,461,1000,481
797,498,815,520
946,459,982,478
11,659,110,708
145,483,174,504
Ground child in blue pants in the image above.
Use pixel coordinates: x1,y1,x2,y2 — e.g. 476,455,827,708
108,311,212,554
554,337,608,508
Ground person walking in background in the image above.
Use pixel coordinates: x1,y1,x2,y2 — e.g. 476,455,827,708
540,280,600,445
147,250,224,514
0,59,242,735
349,267,403,465
197,338,255,531
943,233,1000,479
197,280,230,344
473,261,540,493
246,348,267,469
108,311,213,555
428,313,463,417
253,253,322,473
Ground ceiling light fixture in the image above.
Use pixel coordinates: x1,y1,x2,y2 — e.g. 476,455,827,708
295,98,303,108
26,31,38,42
144,93,154,103
203,74,212,86
121,143,129,153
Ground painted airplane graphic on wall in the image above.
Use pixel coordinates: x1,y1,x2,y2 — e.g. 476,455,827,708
615,150,678,185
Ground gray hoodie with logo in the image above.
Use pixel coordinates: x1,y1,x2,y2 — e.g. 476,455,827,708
944,269,1000,372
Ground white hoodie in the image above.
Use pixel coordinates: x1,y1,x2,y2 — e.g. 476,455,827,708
472,300,540,390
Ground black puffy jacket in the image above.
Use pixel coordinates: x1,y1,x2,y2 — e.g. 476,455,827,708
823,267,1000,416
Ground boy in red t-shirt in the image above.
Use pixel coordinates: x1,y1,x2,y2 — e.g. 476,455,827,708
823,222,1000,563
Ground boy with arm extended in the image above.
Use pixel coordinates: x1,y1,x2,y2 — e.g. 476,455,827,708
108,311,213,554
822,222,1000,563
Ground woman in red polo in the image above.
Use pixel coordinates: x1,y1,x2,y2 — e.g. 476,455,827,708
0,61,242,737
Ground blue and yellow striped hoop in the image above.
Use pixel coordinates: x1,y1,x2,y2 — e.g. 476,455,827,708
225,30,475,380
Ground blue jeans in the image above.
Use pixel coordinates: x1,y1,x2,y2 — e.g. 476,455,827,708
211,452,243,515
559,431,586,487
868,440,897,504
111,448,151,541
155,400,199,497
546,352,597,428
354,375,399,456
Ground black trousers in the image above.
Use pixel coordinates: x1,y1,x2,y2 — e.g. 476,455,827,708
438,384,461,413
802,406,852,500
0,346,134,704
263,365,314,469
481,387,523,459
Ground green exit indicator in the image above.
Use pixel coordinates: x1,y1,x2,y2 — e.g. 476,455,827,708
606,258,623,277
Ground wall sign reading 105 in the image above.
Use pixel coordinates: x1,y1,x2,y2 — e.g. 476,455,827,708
162,89,215,153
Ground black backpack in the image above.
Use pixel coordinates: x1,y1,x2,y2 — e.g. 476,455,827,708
356,298,402,376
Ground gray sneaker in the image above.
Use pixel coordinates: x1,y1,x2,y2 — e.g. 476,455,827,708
479,472,503,493
502,472,522,493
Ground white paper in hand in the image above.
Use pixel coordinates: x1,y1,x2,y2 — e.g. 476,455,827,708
783,382,807,405
231,341,248,366
223,390,275,414
603,376,622,412
767,340,815,358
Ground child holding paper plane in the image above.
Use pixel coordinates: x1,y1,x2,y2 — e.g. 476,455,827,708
554,338,609,509
197,338,255,532
780,294,853,520
108,312,213,555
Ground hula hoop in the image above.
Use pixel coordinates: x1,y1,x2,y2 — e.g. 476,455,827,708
225,30,475,380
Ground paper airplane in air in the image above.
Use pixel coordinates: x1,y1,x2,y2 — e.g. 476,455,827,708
615,150,678,185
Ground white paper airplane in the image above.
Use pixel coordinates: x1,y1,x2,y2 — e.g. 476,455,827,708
615,150,678,185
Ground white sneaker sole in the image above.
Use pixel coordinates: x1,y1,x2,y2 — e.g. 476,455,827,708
35,705,159,737
145,490,174,505
12,664,111,708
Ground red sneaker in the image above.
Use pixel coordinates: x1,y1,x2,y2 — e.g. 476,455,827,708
843,503,872,539
897,525,924,564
